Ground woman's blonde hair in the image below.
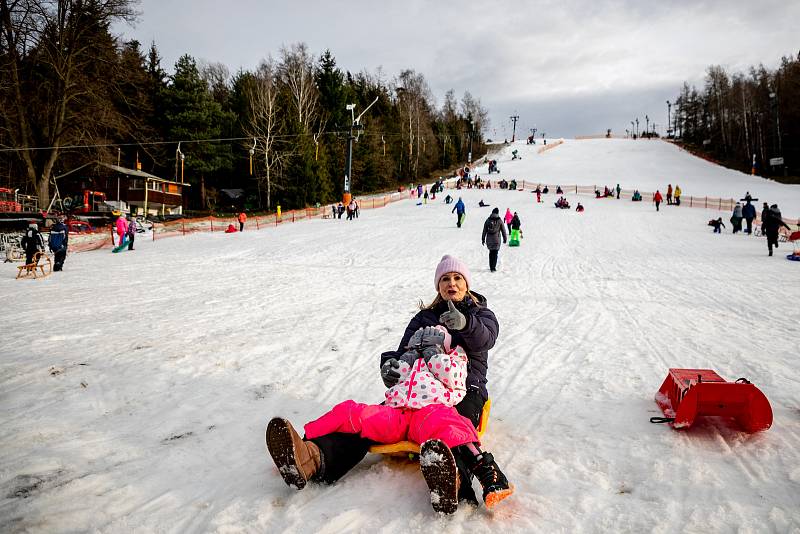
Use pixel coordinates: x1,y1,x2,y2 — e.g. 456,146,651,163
419,291,482,310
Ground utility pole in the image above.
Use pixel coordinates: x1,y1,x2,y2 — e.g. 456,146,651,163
343,96,379,205
468,119,474,165
509,115,519,142
666,100,672,137
645,115,649,138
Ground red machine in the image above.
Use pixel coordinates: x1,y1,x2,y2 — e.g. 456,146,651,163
0,187,22,212
652,368,772,433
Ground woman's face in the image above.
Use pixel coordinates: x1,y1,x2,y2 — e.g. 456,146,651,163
438,272,468,302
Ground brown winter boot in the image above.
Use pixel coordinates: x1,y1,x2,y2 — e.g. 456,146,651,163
266,418,321,490
420,439,460,514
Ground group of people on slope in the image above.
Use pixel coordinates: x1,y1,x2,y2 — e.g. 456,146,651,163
19,217,70,272
708,192,793,256
114,214,137,250
653,184,682,211
266,255,513,514
330,199,360,220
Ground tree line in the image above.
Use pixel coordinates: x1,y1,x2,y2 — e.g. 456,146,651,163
671,51,799,180
0,1,488,212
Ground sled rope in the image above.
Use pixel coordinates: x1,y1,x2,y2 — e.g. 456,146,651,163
649,416,675,424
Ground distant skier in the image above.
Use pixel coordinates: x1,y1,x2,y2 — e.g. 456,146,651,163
666,184,673,205
452,197,466,227
238,211,247,232
674,185,682,206
615,184,621,199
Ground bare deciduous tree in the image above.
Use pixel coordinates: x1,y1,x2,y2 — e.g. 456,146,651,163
0,0,136,206
278,43,318,133
246,59,289,211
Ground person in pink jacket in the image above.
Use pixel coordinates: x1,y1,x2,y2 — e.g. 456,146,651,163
269,324,514,513
303,326,477,448
503,208,513,234
115,216,129,247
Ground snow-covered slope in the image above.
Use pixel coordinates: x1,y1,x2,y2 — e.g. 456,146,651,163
479,139,800,217
1,140,798,533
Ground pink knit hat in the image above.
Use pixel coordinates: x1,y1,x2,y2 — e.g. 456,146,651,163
434,255,472,289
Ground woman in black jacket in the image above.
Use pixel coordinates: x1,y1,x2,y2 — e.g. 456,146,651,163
266,255,505,513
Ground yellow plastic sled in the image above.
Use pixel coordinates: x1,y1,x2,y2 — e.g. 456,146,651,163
369,399,491,457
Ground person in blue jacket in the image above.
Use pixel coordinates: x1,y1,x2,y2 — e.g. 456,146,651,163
452,197,466,228
48,217,69,271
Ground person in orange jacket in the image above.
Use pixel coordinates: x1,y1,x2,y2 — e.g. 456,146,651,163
653,190,663,211
238,211,247,232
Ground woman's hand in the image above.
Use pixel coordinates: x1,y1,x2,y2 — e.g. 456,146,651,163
439,300,467,331
381,359,401,388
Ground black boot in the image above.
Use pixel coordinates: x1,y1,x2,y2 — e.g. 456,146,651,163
465,451,514,508
419,439,459,514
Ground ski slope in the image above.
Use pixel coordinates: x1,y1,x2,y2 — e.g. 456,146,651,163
1,139,799,533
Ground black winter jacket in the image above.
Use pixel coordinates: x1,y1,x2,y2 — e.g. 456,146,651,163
380,291,499,399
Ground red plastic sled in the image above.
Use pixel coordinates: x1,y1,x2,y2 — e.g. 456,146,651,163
652,369,772,432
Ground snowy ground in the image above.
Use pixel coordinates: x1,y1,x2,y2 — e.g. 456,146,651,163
1,139,799,533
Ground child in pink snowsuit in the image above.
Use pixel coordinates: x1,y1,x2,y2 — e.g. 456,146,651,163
115,216,129,246
304,325,479,449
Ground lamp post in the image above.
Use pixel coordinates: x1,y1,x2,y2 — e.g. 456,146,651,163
343,96,379,205
769,91,785,176
635,118,639,138
645,115,649,138
666,100,672,137
468,119,474,165
631,121,635,139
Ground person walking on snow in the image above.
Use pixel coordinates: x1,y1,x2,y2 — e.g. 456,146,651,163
115,215,129,247
616,183,621,199
482,207,508,272
674,185,682,205
126,215,137,250
742,200,756,234
20,222,43,269
238,211,247,232
48,217,69,271
452,197,466,228
763,204,791,256
653,190,663,211
503,208,513,234
666,184,673,205
730,203,743,234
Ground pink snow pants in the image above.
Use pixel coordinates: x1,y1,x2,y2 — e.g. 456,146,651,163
304,400,479,449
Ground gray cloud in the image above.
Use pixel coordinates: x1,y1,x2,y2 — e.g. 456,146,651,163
115,0,800,136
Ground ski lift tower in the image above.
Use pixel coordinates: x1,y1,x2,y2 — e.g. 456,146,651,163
343,97,379,205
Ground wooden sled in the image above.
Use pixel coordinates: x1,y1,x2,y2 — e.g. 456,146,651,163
16,252,52,279
369,399,491,457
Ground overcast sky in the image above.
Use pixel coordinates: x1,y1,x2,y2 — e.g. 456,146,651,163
114,0,800,139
